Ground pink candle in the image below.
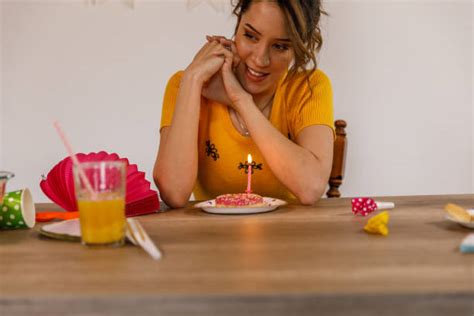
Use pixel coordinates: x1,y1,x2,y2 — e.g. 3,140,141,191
246,154,252,193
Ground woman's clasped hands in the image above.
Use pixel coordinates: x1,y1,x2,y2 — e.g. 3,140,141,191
188,35,251,110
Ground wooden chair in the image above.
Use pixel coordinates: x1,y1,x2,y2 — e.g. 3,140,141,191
326,120,347,198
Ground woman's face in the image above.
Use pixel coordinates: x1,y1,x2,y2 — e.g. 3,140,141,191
234,1,295,98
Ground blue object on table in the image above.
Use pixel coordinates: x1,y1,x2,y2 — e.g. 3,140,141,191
460,233,474,253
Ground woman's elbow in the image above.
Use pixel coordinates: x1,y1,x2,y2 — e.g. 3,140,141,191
161,192,189,209
153,169,189,209
296,183,326,206
298,194,320,206
156,182,189,209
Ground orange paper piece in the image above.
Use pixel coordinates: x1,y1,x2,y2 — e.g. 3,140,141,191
36,211,79,222
364,211,389,236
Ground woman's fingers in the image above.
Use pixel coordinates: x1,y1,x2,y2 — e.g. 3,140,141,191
206,35,227,42
194,39,220,61
222,51,234,73
206,36,233,52
221,57,247,107
188,40,230,83
199,37,248,106
206,36,240,69
193,38,239,85
212,43,233,59
227,40,241,70
222,51,240,87
217,38,240,69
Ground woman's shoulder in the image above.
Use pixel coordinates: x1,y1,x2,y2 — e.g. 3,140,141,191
281,69,330,90
309,69,331,86
167,70,185,84
278,69,331,100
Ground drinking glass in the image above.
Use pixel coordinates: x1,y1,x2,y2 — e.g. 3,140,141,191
73,161,126,247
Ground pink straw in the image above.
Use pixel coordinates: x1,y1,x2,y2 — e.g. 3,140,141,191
53,121,96,198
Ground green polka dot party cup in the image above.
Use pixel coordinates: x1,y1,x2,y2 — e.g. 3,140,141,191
0,188,35,229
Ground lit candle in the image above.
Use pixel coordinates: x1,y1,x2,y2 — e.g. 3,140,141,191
246,154,252,193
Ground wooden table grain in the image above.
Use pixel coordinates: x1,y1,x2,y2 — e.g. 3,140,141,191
1,194,473,316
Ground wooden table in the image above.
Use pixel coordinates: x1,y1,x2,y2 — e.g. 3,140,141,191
1,194,473,315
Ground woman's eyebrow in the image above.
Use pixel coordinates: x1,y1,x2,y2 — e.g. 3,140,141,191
244,23,262,35
244,23,291,42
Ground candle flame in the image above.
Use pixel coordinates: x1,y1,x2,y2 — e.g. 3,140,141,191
247,154,252,164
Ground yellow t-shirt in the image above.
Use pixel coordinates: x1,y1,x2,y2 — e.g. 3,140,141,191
160,70,334,201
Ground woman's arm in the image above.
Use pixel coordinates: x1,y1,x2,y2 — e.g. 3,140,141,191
220,53,333,205
153,75,202,208
241,106,333,205
153,41,234,208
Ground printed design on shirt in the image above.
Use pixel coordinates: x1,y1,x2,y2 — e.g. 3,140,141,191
205,140,220,161
238,161,263,174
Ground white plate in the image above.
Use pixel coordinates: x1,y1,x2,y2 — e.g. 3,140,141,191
40,219,81,241
445,208,474,229
195,197,287,215
40,218,136,244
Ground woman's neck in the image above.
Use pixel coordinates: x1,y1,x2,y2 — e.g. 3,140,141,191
252,93,275,111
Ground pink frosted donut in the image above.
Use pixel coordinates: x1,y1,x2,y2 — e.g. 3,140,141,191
215,193,265,207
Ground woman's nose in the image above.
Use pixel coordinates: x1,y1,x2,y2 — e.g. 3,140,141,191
252,45,270,67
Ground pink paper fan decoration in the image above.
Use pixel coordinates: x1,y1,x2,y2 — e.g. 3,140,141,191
40,151,160,217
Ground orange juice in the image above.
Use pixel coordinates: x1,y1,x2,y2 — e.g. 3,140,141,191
78,198,126,246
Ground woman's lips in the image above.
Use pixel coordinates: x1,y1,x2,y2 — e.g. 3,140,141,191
245,65,269,83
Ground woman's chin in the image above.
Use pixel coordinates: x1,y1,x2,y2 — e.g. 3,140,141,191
241,81,268,96
237,71,272,96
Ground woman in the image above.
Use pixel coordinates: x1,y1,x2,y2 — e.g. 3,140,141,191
154,0,334,208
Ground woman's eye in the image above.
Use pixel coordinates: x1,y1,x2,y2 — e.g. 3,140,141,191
274,43,289,51
244,32,257,41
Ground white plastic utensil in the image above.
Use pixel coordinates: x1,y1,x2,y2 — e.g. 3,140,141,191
126,218,162,261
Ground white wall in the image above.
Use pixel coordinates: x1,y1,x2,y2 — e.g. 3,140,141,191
1,0,472,203
321,0,473,197
0,2,3,168
1,0,235,202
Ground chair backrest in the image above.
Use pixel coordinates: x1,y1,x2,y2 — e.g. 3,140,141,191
326,120,347,198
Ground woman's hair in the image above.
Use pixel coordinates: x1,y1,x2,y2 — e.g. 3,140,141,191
232,0,327,80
